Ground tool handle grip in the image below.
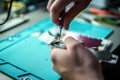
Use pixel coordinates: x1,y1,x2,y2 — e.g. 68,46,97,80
59,10,65,29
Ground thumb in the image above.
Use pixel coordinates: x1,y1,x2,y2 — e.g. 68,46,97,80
64,37,80,50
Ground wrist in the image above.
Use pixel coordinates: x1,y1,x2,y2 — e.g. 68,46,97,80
84,70,104,80
62,69,104,80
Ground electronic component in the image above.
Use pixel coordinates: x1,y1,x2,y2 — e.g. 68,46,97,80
49,38,118,64
43,27,118,64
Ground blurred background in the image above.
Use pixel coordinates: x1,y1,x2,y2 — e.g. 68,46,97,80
0,0,120,33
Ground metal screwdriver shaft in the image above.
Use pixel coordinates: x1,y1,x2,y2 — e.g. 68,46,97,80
59,28,62,40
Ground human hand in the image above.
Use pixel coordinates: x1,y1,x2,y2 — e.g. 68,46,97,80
47,0,91,30
50,37,104,80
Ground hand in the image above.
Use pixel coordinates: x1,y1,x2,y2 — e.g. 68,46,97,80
47,0,91,30
50,37,104,80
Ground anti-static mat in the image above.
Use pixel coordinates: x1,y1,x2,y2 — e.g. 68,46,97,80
0,17,113,80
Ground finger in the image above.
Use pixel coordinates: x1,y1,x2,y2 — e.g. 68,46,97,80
51,48,75,72
50,48,66,65
47,0,55,11
50,0,73,26
64,37,80,50
63,0,91,30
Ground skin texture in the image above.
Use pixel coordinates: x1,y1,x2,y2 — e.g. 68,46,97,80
47,0,104,79
47,0,92,30
50,37,104,80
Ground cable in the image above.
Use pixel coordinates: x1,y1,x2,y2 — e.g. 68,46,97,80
0,0,13,25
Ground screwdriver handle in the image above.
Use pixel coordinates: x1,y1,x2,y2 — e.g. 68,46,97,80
59,10,65,29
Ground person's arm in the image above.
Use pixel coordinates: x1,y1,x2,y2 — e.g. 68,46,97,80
47,0,92,30
50,37,104,80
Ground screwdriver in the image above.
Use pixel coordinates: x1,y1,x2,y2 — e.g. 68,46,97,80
59,10,65,40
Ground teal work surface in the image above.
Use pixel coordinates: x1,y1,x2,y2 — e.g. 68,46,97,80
0,17,113,80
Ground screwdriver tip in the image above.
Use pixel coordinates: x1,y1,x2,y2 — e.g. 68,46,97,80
59,28,62,40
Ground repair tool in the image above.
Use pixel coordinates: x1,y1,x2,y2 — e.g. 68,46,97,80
58,10,65,40
49,39,65,49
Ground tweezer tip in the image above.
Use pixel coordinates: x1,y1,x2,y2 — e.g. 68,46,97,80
59,29,62,40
